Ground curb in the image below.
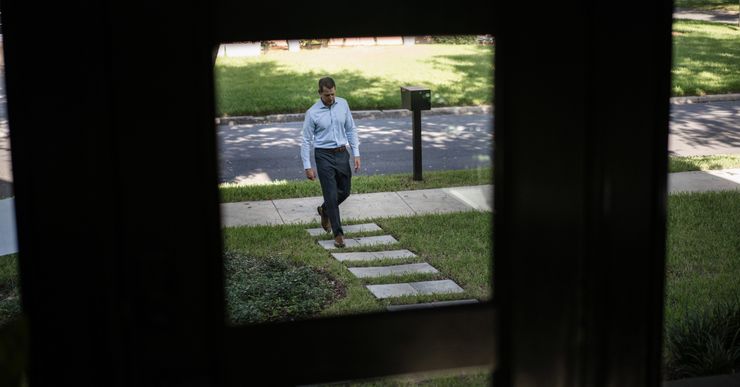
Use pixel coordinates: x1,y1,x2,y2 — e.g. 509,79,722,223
216,94,740,125
216,105,493,125
669,93,740,105
673,8,739,24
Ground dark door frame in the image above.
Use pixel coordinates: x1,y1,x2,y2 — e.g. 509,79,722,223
1,0,671,385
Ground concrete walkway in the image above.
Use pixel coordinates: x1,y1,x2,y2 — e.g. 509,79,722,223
1,168,739,255
306,221,477,309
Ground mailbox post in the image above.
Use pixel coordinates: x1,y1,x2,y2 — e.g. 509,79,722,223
400,86,431,181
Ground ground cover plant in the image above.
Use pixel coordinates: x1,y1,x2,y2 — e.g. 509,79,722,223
0,254,20,327
224,251,339,324
664,301,740,380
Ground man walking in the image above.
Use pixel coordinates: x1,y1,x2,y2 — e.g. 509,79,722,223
301,77,361,248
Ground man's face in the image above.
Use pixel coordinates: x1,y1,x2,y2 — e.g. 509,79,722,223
319,87,336,106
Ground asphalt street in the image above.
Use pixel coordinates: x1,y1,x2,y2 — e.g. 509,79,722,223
669,100,740,156
217,100,739,184
217,113,493,184
0,97,737,188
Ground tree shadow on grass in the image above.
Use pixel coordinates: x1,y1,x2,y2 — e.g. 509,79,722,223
214,46,495,116
422,46,494,102
672,25,740,96
216,60,403,116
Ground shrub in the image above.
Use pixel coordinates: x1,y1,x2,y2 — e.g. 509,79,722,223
430,35,478,44
0,254,20,327
665,301,740,380
224,251,339,325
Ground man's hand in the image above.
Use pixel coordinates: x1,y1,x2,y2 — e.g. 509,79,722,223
305,168,316,180
354,157,361,173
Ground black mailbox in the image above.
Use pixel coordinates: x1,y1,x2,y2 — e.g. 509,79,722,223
400,86,431,111
400,86,431,181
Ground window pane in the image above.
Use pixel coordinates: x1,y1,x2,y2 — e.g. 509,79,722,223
214,35,495,326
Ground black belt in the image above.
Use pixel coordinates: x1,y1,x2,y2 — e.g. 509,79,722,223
318,145,346,153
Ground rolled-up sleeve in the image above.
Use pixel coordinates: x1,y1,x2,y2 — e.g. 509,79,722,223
301,112,314,169
344,103,360,158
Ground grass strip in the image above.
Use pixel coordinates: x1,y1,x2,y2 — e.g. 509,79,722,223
219,167,492,203
360,272,446,286
381,292,478,307
221,155,739,203
343,257,425,268
669,154,740,173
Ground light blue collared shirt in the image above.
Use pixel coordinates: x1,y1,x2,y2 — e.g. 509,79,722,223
301,96,360,169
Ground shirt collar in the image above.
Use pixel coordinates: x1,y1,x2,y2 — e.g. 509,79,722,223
320,99,337,109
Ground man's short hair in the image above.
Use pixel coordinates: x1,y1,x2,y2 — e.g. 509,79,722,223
318,77,336,93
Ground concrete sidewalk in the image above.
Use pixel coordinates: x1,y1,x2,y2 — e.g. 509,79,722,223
221,184,493,228
221,168,740,228
1,168,739,255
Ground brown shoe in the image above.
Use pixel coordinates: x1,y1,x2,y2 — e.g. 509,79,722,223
334,235,346,248
318,206,331,232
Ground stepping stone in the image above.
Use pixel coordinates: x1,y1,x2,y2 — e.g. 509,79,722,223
348,263,438,278
386,299,479,311
366,280,464,299
365,283,417,298
331,249,416,262
306,223,382,236
318,235,398,250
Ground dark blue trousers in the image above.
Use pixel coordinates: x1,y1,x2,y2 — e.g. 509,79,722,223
315,148,352,236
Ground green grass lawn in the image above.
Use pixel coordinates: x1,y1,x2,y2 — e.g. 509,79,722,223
224,190,740,380
673,20,740,97
223,191,740,325
664,191,740,325
213,25,737,117
224,211,492,320
214,44,494,116
664,191,740,379
676,0,739,11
